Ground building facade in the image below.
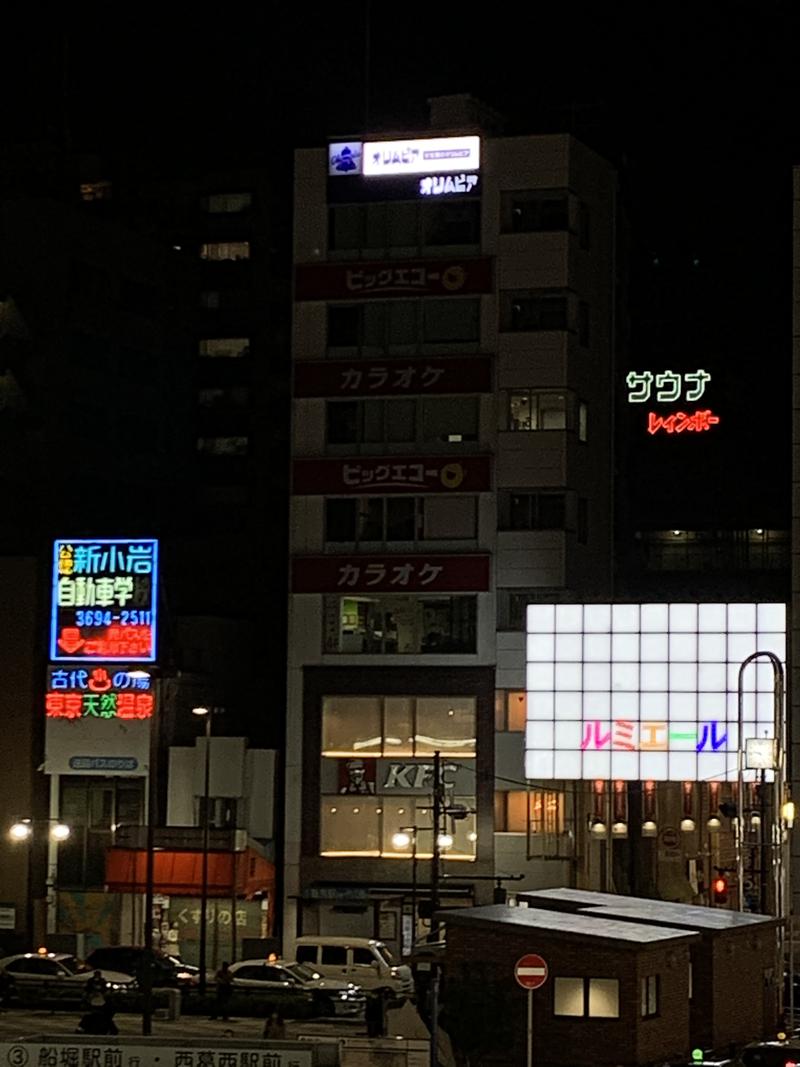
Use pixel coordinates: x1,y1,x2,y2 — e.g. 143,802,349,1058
285,97,619,954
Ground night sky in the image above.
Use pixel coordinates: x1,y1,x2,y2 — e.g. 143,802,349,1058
3,5,796,525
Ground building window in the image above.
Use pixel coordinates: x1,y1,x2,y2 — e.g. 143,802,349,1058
641,975,659,1018
197,387,250,409
196,436,248,456
508,391,567,431
200,241,251,261
204,192,252,213
323,594,477,655
578,302,590,347
59,777,144,890
494,790,564,833
79,180,112,202
495,691,527,732
326,298,480,353
499,492,566,531
321,794,476,859
501,191,569,234
578,498,589,545
199,338,250,359
328,200,480,253
554,977,619,1019
578,402,588,442
321,694,476,757
501,291,568,332
326,397,478,448
324,496,477,545
201,291,220,308
578,202,591,250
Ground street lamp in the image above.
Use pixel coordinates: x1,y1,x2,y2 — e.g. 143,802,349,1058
392,827,419,951
8,819,70,944
193,706,212,996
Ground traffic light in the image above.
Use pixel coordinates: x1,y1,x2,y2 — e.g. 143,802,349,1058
712,874,728,905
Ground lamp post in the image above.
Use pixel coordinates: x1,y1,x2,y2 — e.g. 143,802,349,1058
9,819,70,946
193,706,212,996
736,650,791,1025
392,827,419,952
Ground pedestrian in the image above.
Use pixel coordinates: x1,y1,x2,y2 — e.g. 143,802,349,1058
84,970,107,1009
263,1011,286,1040
210,961,234,1021
365,990,386,1038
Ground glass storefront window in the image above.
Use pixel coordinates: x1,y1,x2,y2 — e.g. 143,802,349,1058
320,797,382,856
321,696,476,757
321,697,382,756
324,595,477,655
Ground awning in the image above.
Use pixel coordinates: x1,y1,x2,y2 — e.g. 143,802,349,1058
104,847,274,899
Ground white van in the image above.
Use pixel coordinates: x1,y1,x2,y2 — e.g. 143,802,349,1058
294,936,413,997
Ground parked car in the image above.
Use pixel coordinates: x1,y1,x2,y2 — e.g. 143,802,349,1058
228,958,365,1016
0,952,134,994
294,936,413,997
85,946,197,988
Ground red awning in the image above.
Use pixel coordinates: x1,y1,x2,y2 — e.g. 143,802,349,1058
105,847,274,900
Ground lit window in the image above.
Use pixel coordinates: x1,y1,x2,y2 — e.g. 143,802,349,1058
494,691,527,731
196,436,248,456
200,241,250,261
204,192,252,214
508,391,567,431
494,790,564,833
199,338,250,359
641,975,659,1018
79,181,112,202
323,594,477,655
554,977,619,1018
321,694,476,757
579,402,588,442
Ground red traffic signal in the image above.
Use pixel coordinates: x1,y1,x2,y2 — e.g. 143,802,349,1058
712,875,728,904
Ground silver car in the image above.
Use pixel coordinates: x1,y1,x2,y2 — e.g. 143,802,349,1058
228,958,365,1016
0,952,134,992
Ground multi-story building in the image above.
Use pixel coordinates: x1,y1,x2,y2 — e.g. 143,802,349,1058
285,96,619,954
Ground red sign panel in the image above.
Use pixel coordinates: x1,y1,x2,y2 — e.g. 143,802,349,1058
292,454,492,495
291,553,491,593
45,665,155,721
515,954,549,990
293,356,492,398
295,257,493,301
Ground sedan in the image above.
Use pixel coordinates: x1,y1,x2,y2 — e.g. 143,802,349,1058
228,959,365,1016
0,953,135,996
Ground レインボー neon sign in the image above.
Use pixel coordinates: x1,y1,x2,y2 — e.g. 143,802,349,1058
626,369,720,438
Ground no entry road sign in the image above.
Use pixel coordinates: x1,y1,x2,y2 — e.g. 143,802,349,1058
515,953,548,990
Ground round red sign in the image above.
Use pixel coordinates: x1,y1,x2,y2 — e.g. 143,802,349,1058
515,953,548,990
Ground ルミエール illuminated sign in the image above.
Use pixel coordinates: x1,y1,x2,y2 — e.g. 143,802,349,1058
525,603,785,783
50,539,158,662
626,368,720,436
45,665,154,720
363,136,480,177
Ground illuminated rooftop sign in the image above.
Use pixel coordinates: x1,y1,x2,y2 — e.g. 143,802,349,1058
525,602,785,783
626,369,720,437
50,538,158,662
363,136,480,176
419,173,479,196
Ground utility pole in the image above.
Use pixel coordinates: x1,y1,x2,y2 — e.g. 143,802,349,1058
429,751,443,1067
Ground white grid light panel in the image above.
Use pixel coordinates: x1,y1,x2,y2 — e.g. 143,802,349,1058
525,603,785,783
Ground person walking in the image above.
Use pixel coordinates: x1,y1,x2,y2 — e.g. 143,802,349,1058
84,970,107,1009
263,1011,286,1040
210,961,234,1021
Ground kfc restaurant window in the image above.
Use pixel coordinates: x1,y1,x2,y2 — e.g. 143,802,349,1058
323,594,477,654
319,696,477,859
